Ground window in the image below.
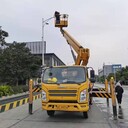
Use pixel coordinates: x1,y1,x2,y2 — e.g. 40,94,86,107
42,67,86,84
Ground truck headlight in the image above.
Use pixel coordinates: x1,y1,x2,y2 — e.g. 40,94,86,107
80,89,86,102
42,90,47,101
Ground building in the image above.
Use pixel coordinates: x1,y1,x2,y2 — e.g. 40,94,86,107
98,64,122,77
22,41,46,55
21,41,65,67
44,53,65,67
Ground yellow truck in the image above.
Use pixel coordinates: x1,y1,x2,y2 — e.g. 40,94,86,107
41,12,95,118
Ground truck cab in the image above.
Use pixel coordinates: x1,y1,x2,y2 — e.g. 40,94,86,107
42,65,95,118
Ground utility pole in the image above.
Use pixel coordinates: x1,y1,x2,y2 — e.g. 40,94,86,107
41,16,54,68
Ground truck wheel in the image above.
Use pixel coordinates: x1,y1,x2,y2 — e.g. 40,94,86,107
83,112,88,118
47,110,55,117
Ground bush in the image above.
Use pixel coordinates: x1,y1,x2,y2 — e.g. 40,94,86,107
11,85,29,94
0,85,29,97
21,85,29,92
0,91,3,97
0,85,14,97
11,86,23,94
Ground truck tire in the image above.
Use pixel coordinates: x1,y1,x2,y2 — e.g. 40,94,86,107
83,112,88,118
47,110,55,117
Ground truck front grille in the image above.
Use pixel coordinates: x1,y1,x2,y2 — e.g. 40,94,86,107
48,90,77,97
49,100,78,103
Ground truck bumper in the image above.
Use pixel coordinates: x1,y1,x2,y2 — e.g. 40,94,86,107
42,102,89,112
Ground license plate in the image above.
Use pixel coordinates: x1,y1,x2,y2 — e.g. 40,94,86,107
57,105,68,110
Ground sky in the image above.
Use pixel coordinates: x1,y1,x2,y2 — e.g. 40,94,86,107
1,0,128,74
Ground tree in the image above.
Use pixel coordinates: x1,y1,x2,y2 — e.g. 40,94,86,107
0,42,41,86
0,26,8,46
97,75,105,83
106,67,128,85
119,67,128,84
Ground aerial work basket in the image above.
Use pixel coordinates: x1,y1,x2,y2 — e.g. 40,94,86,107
54,11,68,28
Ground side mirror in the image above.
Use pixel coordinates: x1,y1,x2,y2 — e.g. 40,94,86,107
90,70,95,78
90,70,95,83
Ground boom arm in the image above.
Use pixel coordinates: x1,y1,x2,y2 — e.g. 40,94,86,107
60,28,90,66
54,12,90,66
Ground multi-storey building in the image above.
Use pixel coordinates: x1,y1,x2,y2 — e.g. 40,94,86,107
98,64,122,77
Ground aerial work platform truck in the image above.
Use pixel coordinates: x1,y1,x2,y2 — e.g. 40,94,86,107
41,12,95,118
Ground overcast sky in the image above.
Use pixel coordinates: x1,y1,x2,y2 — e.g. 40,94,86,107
1,0,128,74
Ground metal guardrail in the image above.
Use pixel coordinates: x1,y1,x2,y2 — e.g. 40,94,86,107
0,93,29,105
0,92,41,113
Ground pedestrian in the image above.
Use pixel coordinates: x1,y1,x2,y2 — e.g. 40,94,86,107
115,81,124,108
54,11,60,24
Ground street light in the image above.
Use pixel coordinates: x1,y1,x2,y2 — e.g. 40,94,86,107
42,17,54,68
42,18,48,67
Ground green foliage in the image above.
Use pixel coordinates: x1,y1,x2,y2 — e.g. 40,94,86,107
22,86,29,92
11,85,28,94
0,85,13,97
97,76,105,83
117,67,128,84
11,86,23,94
0,27,8,45
0,42,41,86
0,85,28,97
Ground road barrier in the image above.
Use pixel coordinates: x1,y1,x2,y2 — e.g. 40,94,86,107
91,92,111,98
29,79,42,114
105,79,109,105
91,78,117,120
32,86,42,92
110,77,117,120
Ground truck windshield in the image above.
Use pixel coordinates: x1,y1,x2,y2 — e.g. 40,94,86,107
42,67,86,84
